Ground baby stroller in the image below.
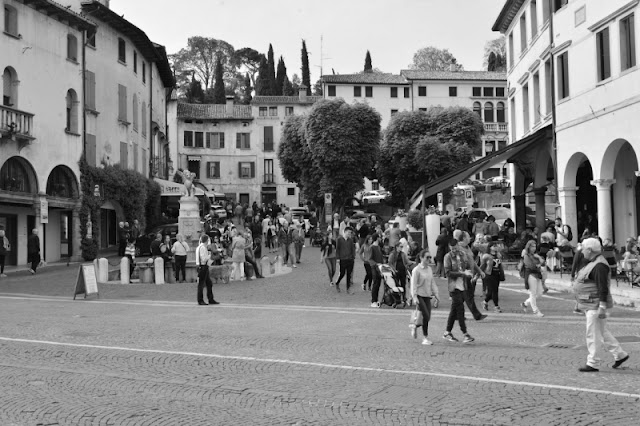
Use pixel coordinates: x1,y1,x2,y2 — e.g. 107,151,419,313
378,264,406,308
311,229,324,247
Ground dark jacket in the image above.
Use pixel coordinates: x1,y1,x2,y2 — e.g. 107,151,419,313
27,234,40,255
336,236,356,260
369,244,384,266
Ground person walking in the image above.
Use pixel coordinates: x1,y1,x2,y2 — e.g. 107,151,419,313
195,234,219,305
443,239,475,343
410,250,440,345
277,221,291,264
434,228,449,278
358,235,373,291
320,232,337,286
230,228,246,281
294,222,305,263
454,230,487,321
335,227,356,294
521,240,546,317
481,242,503,313
0,228,10,277
171,234,189,283
27,228,41,274
388,241,411,303
575,238,629,372
369,234,384,307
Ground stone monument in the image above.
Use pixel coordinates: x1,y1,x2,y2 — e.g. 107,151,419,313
177,170,201,262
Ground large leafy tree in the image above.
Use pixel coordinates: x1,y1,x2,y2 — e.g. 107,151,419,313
170,36,236,95
304,99,381,209
409,46,464,71
378,107,483,206
241,73,252,104
301,40,312,96
212,56,226,104
278,115,321,202
235,47,264,87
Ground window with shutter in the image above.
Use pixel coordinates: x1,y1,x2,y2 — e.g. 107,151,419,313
120,142,128,169
250,162,255,178
390,87,398,98
118,84,127,122
404,87,410,98
132,94,138,131
207,162,220,178
354,86,361,97
596,28,611,81
557,52,570,99
195,132,204,148
184,131,193,147
85,71,96,111
86,134,97,167
237,133,250,149
264,126,274,151
621,14,637,71
118,38,126,63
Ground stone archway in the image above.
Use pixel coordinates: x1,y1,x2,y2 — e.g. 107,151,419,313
558,152,593,245
0,156,38,194
599,140,639,243
46,165,79,199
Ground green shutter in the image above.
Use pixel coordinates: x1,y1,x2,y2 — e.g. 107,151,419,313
238,162,242,177
236,133,241,148
220,132,225,148
250,162,255,178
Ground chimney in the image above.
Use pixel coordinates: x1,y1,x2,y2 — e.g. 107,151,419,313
449,63,457,72
298,84,308,102
98,0,111,7
225,96,234,116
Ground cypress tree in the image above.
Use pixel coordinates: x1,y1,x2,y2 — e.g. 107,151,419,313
301,40,311,96
267,44,277,95
283,76,295,96
364,50,372,72
242,73,252,104
212,56,226,104
255,56,269,96
276,56,287,95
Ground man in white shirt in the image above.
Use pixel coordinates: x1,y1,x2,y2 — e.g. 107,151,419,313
195,234,219,306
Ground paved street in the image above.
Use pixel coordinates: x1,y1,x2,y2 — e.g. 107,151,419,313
0,247,639,425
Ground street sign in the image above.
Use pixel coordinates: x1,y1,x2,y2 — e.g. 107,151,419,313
40,198,48,224
437,193,444,212
73,264,99,299
465,189,474,207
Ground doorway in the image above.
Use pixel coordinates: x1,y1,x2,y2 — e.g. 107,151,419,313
0,214,17,265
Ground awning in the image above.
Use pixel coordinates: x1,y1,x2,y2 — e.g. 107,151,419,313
410,125,552,208
154,178,205,197
187,156,202,161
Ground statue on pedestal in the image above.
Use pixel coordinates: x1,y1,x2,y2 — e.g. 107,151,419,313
176,169,196,198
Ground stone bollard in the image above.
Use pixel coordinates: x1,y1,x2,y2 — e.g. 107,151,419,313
96,258,109,283
154,257,165,285
165,264,176,284
260,256,271,277
140,263,154,283
274,255,282,274
120,257,130,284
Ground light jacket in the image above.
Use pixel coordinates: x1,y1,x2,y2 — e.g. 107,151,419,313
411,263,439,299
574,255,613,310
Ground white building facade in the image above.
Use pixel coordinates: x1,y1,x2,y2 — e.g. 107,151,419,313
494,0,640,244
1,0,173,265
321,70,508,187
170,91,321,207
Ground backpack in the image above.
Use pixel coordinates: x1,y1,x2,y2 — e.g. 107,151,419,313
565,225,573,242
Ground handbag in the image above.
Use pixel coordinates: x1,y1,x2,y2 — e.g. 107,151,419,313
410,305,423,327
498,264,506,282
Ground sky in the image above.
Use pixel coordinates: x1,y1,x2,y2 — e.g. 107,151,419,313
112,0,507,79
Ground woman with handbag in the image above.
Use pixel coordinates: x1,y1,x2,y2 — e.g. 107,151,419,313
521,240,546,317
410,249,440,345
481,242,503,313
320,232,337,286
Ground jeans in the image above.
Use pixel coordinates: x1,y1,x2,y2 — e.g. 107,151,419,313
484,276,500,307
245,255,262,278
324,257,336,282
446,290,467,334
363,262,373,289
336,259,354,289
197,266,214,304
464,277,483,320
295,241,303,262
287,243,297,266
585,310,627,368
416,295,432,337
524,275,543,313
174,255,187,281
371,264,382,303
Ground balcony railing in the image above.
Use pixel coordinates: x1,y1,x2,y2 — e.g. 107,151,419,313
152,155,169,180
263,173,275,184
484,123,508,133
0,105,35,141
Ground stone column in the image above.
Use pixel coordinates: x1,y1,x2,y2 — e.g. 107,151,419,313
71,206,83,262
590,179,616,242
557,186,578,245
513,194,526,230
533,187,547,234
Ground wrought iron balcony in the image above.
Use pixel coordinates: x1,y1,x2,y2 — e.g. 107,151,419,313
0,105,35,146
263,173,275,184
152,155,169,180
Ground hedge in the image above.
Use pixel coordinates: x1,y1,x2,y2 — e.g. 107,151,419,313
78,160,162,261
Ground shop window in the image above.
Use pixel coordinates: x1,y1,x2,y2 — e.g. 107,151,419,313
0,157,33,193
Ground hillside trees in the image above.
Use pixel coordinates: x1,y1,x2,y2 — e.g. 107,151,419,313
409,46,464,71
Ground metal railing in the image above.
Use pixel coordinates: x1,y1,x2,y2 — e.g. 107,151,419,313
152,155,168,179
263,173,275,184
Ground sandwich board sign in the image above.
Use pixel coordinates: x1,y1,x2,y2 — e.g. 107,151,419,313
73,264,99,299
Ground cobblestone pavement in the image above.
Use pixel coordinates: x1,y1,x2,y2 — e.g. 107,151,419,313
0,247,639,425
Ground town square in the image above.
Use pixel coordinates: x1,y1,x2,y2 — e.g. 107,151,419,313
1,0,640,425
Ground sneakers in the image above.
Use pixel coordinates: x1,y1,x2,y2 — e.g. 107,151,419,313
578,365,599,372
0,273,7,278
521,302,528,312
482,301,489,311
494,306,502,313
409,325,417,339
370,302,379,308
534,311,545,317
29,269,35,275
613,355,630,369
293,264,297,268
362,283,366,291
463,334,475,343
443,332,459,342
421,337,433,345
330,281,334,286
573,308,584,315
477,314,488,321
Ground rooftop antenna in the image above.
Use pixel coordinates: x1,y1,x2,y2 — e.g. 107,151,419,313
314,35,332,77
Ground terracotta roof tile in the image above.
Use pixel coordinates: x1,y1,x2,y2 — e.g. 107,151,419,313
321,73,409,85
400,70,507,81
177,103,253,120
251,96,322,105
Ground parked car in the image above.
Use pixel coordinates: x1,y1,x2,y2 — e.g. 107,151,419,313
453,206,472,217
467,207,511,228
210,204,227,219
453,180,476,192
492,203,511,209
361,190,387,204
488,176,510,185
289,206,309,216
291,211,311,235
349,212,384,228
